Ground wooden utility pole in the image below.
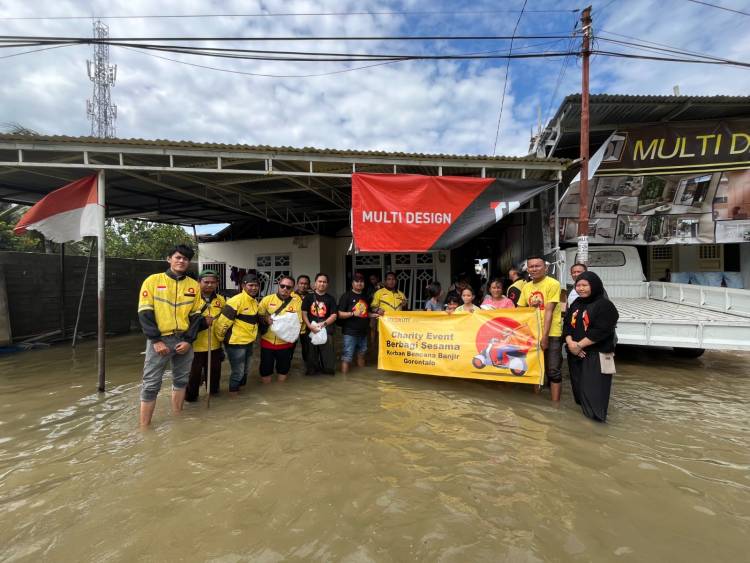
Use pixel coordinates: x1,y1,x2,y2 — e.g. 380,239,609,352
577,6,593,257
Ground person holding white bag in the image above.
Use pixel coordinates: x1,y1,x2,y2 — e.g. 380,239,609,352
258,276,302,384
301,273,338,375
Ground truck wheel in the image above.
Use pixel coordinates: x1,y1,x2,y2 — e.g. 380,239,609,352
672,347,705,358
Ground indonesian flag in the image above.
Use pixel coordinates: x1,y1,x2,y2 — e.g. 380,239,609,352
14,175,103,243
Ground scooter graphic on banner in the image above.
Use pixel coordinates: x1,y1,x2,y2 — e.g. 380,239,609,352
471,323,535,376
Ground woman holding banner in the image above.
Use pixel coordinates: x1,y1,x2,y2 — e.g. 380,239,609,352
563,271,619,422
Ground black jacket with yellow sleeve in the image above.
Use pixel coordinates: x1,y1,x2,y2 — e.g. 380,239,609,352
138,270,203,343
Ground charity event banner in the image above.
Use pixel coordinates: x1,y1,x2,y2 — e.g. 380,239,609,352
555,119,750,245
378,309,545,385
352,172,555,252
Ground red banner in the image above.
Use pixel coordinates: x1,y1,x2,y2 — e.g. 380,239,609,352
352,173,554,252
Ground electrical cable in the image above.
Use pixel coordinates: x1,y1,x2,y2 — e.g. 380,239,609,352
0,9,581,21
685,0,750,17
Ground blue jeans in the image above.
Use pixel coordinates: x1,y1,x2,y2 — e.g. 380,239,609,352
341,334,368,363
225,343,253,391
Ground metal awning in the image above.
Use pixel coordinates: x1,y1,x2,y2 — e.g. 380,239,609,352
0,134,569,236
535,93,750,160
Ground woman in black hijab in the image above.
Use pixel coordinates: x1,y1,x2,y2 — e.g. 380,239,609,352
563,271,619,422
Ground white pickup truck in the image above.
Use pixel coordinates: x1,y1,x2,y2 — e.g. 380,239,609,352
560,246,750,357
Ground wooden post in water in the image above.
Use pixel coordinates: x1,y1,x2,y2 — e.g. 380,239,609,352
97,170,106,392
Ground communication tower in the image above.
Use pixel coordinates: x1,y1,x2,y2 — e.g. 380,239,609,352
86,20,117,138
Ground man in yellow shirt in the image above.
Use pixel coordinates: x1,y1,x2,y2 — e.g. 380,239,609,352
214,274,260,395
518,256,563,402
185,269,226,402
258,275,302,383
137,244,204,427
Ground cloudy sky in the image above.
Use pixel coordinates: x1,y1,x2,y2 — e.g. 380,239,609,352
1,0,749,159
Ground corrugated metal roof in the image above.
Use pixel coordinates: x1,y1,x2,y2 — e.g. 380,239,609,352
0,133,568,165
542,93,750,159
551,93,750,132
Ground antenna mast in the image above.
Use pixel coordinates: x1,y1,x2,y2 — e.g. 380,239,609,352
86,20,117,138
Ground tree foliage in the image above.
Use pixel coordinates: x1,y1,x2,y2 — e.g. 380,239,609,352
105,218,196,260
0,206,195,259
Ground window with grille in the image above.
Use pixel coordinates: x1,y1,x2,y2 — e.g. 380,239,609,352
256,254,292,296
651,246,672,260
699,245,719,260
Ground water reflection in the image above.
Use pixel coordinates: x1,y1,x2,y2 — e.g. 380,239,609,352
0,336,748,561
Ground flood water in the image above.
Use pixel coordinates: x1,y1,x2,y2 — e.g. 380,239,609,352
1,334,748,562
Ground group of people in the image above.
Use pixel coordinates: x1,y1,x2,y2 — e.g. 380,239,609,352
136,245,409,427
136,245,618,428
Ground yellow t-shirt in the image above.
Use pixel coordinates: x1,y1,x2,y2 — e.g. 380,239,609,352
517,276,562,337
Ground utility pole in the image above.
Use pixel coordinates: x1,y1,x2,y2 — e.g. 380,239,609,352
86,20,117,138
577,6,592,263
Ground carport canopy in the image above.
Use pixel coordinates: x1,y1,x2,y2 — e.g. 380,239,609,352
0,134,569,237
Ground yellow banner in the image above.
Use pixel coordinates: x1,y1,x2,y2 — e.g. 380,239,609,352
378,309,545,384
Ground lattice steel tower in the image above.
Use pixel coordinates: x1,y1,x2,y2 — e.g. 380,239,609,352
86,20,117,138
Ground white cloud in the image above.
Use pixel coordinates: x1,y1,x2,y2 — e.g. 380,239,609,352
1,0,748,157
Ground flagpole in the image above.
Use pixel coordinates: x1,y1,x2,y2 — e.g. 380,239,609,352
97,169,106,392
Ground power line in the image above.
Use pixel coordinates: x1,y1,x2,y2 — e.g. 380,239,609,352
685,0,750,17
492,0,528,156
545,14,580,126
0,9,581,21
0,33,576,44
120,38,569,80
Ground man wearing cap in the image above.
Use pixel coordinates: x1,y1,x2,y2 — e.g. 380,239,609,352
185,269,226,401
137,244,204,428
337,272,372,374
214,274,260,395
258,275,302,383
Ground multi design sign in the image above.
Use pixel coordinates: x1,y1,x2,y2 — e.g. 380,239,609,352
378,309,545,385
557,119,750,245
352,173,554,252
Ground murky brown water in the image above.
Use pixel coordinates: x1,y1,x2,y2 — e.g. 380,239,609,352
1,334,749,562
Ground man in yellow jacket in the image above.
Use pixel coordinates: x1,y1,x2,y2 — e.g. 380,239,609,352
185,269,226,402
214,274,260,395
258,275,302,383
137,244,203,428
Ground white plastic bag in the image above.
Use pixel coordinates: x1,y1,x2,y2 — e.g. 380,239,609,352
309,322,328,345
271,312,300,343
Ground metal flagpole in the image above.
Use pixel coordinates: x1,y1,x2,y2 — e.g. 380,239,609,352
97,169,106,392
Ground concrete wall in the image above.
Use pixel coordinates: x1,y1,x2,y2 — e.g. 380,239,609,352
742,244,750,289
0,265,11,346
199,235,324,290
0,252,170,341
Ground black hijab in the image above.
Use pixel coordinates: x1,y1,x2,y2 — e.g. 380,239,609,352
564,271,619,351
574,271,605,304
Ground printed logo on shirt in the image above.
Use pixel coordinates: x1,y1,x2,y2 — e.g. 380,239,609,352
188,287,195,294
157,285,167,290
527,291,546,311
352,299,369,317
311,301,328,318
142,290,149,297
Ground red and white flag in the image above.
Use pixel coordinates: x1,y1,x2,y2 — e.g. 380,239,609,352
14,175,103,243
